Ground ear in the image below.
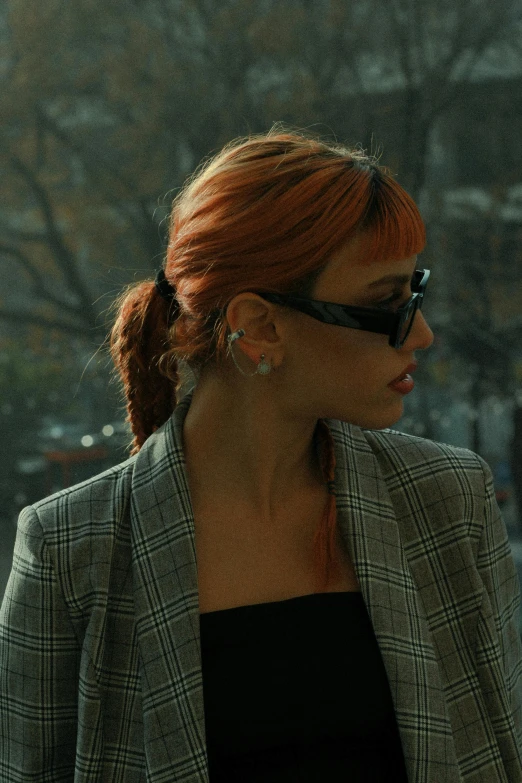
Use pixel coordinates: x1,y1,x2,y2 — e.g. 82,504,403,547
225,293,285,366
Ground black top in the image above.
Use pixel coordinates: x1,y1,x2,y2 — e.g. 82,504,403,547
199,591,409,782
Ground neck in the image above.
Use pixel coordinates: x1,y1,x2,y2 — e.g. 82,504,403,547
182,375,324,524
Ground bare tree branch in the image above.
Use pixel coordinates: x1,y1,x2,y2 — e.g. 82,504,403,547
431,0,515,93
0,227,48,244
424,4,519,125
0,243,83,318
8,153,99,330
434,1,475,83
35,106,164,261
35,107,137,203
0,308,100,340
388,0,413,84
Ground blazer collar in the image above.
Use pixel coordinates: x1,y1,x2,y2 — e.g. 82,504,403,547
130,386,458,780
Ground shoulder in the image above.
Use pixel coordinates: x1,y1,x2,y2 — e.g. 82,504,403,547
327,417,494,506
26,454,138,539
358,424,493,499
362,425,483,467
331,417,493,495
7,457,139,647
9,456,139,619
331,416,487,470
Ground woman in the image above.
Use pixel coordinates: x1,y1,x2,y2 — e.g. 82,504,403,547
1,127,521,782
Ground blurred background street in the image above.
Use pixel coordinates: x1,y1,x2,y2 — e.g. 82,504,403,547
1,0,522,630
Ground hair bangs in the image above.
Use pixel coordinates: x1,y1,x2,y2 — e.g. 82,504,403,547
358,175,426,265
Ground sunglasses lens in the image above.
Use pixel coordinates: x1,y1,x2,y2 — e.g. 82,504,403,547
399,303,417,346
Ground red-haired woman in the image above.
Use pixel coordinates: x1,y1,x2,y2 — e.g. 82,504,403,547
1,127,521,782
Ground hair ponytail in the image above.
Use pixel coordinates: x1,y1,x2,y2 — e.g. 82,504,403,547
109,279,180,456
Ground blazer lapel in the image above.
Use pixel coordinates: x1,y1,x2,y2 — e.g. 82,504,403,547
130,388,209,781
130,387,459,782
326,417,461,782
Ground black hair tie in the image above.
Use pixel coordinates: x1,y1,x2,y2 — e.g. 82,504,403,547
155,268,177,302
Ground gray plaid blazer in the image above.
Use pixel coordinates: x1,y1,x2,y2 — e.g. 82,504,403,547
1,386,521,782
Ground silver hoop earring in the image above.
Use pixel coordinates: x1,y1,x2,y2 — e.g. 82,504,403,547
227,329,272,377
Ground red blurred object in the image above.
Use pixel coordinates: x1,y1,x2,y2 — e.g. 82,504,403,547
44,447,109,491
495,489,510,506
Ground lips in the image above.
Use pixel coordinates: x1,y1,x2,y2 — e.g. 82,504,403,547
389,362,418,385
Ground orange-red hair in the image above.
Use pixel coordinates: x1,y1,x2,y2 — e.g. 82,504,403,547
108,125,426,593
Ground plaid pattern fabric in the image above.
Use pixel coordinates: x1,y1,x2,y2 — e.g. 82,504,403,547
1,386,521,782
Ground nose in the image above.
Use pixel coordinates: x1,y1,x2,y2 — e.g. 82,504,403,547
403,310,434,352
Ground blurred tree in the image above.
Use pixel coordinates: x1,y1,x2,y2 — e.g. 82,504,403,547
2,0,520,323
1,0,521,459
0,331,105,520
439,208,522,453
376,0,521,199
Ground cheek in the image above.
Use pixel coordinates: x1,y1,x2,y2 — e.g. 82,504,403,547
295,319,392,387
335,329,390,369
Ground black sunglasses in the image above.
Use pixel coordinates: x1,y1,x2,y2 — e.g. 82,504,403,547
256,269,430,349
